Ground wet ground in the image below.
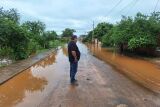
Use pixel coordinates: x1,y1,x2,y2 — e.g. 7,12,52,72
88,44,160,93
0,43,160,107
0,48,57,85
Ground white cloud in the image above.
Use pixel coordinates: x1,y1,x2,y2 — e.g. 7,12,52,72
0,0,160,35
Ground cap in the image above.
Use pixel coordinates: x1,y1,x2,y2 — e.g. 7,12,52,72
71,35,77,40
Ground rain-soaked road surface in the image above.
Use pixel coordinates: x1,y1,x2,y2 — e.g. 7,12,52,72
0,43,160,107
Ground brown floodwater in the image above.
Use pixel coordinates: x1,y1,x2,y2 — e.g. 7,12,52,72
0,49,69,107
87,44,160,93
1,43,160,107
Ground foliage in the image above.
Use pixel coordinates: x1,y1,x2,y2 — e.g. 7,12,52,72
22,21,45,36
0,7,61,60
102,28,114,47
0,48,13,58
62,28,76,37
83,22,113,42
0,7,20,23
82,31,93,42
49,40,61,48
128,35,157,49
103,12,159,52
93,22,113,41
83,12,160,55
0,17,29,60
39,31,58,49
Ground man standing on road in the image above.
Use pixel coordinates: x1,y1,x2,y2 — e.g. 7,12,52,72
68,35,81,85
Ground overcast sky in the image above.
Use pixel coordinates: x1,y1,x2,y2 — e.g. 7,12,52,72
0,0,160,35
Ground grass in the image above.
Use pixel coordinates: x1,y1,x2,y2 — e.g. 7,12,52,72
0,40,66,68
36,49,49,54
0,64,6,68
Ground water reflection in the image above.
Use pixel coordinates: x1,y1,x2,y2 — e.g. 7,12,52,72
0,51,59,107
87,44,160,93
62,46,68,56
33,53,56,68
0,68,47,107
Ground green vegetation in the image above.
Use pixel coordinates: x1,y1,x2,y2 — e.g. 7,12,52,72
61,28,76,42
82,31,92,42
0,7,64,60
62,28,75,37
94,22,113,41
83,12,160,56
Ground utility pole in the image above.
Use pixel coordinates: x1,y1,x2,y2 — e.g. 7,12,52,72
92,21,95,43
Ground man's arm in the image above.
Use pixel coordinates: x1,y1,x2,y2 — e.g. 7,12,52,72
71,51,77,61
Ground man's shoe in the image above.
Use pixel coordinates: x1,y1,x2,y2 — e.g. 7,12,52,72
70,79,78,86
74,79,78,82
71,82,79,86
70,79,78,83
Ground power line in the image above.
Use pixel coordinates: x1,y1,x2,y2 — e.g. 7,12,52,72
125,0,139,16
154,0,160,12
107,0,123,16
92,21,95,42
98,0,123,22
116,0,136,15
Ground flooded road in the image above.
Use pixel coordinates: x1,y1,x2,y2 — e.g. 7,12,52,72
0,43,160,107
88,44,160,93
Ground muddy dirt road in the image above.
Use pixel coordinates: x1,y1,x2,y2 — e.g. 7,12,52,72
0,43,160,107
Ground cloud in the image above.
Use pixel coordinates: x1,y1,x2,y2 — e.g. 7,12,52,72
0,0,160,35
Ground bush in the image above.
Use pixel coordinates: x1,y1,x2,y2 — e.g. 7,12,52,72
49,40,61,48
28,40,41,55
128,35,157,49
0,7,66,61
101,12,160,55
0,48,13,58
0,17,30,60
102,34,112,47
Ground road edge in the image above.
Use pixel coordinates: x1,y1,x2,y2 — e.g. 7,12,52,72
0,48,59,85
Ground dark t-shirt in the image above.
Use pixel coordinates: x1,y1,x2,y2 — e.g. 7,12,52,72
68,41,80,63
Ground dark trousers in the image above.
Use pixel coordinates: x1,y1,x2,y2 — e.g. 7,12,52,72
70,61,78,82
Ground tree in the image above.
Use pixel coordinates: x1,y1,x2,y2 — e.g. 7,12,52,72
39,31,58,48
101,12,159,55
82,31,92,42
93,22,113,41
21,21,46,50
102,27,115,47
62,28,76,37
0,17,29,59
0,7,61,60
0,7,20,23
49,30,58,40
22,21,45,36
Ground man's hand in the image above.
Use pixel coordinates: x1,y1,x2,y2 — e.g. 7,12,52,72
71,51,78,62
74,57,78,62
